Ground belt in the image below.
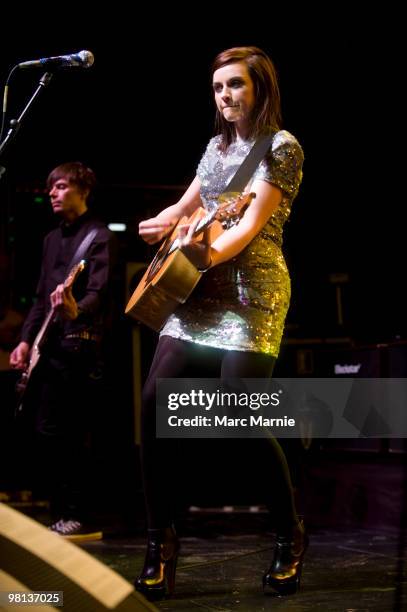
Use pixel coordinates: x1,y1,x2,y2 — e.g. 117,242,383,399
64,331,101,342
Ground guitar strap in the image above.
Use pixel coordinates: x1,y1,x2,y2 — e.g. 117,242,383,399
224,132,275,194
66,227,99,273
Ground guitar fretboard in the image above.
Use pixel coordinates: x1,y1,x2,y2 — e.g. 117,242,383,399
167,210,217,256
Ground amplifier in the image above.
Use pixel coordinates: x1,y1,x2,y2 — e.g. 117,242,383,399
274,340,407,453
275,340,407,378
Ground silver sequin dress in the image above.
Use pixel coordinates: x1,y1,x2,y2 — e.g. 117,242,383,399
161,130,304,357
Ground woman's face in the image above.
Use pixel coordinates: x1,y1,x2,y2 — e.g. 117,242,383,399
212,62,255,128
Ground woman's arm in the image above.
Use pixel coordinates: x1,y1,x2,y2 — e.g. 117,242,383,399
180,179,283,270
210,180,282,265
139,176,202,245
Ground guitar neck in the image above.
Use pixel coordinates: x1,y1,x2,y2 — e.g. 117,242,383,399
33,308,56,349
167,210,216,256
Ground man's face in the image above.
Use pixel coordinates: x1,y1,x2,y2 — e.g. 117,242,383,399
49,177,87,218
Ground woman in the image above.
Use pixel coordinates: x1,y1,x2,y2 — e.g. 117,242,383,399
135,46,307,599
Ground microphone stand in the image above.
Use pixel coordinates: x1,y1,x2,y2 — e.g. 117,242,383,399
0,71,53,178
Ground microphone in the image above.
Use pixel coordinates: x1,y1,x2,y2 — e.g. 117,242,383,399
18,50,94,70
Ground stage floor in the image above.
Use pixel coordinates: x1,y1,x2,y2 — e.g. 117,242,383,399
75,510,406,611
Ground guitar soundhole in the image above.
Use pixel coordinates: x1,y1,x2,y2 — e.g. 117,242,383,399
146,242,170,284
146,258,161,283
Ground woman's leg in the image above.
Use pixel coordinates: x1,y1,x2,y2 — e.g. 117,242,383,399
136,337,224,598
141,336,225,527
141,336,190,528
220,350,300,534
219,349,307,595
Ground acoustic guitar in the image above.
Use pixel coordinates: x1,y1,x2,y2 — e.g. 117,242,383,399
125,191,255,331
15,259,86,413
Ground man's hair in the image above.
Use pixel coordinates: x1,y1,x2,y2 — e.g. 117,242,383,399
46,162,96,199
212,46,282,151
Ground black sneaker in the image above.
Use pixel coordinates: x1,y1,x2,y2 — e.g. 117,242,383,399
49,519,103,542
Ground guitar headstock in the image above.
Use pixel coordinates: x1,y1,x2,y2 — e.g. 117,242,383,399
64,259,86,289
214,191,256,229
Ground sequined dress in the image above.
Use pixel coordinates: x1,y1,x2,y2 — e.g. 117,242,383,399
161,130,304,357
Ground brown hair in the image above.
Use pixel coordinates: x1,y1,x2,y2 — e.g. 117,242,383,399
212,46,282,151
46,161,96,199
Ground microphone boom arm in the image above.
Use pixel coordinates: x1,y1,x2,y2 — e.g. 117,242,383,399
0,71,53,173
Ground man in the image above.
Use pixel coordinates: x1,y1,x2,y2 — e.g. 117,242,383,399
10,161,115,541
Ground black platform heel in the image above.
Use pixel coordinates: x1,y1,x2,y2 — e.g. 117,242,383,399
135,526,179,600
263,519,308,596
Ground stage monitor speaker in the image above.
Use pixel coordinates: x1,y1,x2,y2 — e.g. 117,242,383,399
0,503,157,611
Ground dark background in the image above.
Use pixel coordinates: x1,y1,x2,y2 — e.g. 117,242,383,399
0,8,404,522
0,12,402,343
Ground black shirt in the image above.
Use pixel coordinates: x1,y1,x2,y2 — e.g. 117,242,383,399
21,211,115,345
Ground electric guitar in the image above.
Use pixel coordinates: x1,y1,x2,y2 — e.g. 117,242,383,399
15,259,86,413
125,191,255,331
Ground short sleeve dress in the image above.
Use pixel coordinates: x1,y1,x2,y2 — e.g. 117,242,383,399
161,130,304,357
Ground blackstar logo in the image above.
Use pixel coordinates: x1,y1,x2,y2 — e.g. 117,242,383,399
334,363,362,374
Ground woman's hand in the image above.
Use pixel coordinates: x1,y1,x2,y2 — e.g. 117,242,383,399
138,177,203,246
139,217,176,245
178,218,212,271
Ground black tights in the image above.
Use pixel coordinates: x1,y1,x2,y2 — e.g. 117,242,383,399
140,335,299,533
